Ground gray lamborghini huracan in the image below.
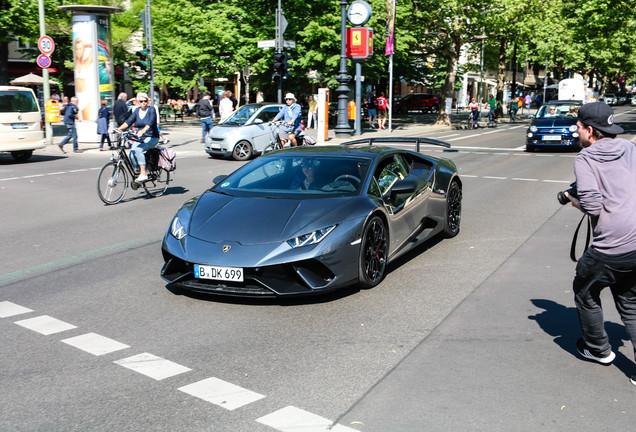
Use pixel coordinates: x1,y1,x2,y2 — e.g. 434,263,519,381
161,138,462,297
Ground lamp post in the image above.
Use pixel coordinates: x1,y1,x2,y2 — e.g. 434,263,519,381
335,0,353,138
474,33,486,103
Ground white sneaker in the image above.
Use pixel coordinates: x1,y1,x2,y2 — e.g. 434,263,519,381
136,174,148,183
630,375,636,386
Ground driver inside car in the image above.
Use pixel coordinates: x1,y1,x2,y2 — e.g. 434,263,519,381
291,158,322,190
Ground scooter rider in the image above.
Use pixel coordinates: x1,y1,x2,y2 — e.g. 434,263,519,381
271,93,302,147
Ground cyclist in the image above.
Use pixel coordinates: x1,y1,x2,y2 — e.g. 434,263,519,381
270,93,302,147
509,95,519,122
468,97,480,128
487,95,497,123
116,92,159,183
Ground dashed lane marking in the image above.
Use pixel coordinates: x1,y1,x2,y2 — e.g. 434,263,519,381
257,406,359,432
114,352,192,380
14,315,77,335
3,301,363,430
178,377,266,411
0,301,33,318
62,332,130,356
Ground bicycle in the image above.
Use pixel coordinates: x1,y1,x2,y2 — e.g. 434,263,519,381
96,130,171,205
263,121,287,154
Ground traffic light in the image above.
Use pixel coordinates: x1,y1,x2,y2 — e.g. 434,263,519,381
272,52,292,81
136,49,148,71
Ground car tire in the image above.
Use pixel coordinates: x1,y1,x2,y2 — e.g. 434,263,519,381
431,104,439,114
443,181,462,238
232,140,253,161
11,150,33,162
526,144,535,152
358,215,388,289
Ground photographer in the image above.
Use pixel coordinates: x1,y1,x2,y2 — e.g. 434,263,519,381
565,102,636,385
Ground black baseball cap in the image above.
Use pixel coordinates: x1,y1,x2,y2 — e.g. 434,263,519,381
577,102,623,135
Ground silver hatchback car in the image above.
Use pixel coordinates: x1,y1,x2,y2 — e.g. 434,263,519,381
205,103,283,161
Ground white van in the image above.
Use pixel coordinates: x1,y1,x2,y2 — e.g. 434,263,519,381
0,85,45,161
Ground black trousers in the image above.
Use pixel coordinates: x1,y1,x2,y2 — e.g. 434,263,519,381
573,247,636,361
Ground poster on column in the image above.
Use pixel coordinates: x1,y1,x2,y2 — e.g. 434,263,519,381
72,15,99,122
96,15,114,108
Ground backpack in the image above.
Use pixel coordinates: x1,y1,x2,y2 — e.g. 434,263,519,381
377,97,387,109
158,147,177,172
303,135,316,145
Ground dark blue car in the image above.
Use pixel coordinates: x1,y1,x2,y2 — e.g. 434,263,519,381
525,100,583,152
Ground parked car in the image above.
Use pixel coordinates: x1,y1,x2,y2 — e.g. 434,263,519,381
161,139,462,297
393,93,439,114
525,100,583,152
600,93,617,105
631,95,636,106
0,85,45,161
205,103,283,161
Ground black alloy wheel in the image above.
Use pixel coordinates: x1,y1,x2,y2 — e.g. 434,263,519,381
359,216,388,288
443,181,462,238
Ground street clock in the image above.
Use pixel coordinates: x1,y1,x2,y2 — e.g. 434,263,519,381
347,0,372,26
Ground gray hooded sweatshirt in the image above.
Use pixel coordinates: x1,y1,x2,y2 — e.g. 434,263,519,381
574,137,636,255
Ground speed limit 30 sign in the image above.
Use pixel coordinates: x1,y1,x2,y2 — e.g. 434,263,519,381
38,36,55,55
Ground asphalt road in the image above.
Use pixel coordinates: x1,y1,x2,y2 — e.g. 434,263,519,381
1,106,635,431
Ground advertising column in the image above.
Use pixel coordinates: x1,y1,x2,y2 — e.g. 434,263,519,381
59,5,121,143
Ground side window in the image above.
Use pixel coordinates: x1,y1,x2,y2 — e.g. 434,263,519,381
374,156,407,196
256,107,281,123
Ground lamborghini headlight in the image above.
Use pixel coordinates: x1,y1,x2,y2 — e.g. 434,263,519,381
171,217,187,240
287,225,336,248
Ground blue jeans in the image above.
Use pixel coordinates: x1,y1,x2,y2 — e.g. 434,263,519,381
60,123,78,151
201,117,213,141
130,136,159,170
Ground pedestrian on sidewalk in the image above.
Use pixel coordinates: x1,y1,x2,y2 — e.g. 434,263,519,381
97,99,112,150
307,95,318,129
113,92,128,127
367,90,377,129
564,102,636,386
376,92,389,130
197,91,215,143
58,96,83,154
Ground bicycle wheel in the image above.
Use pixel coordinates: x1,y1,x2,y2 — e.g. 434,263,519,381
97,161,128,205
144,168,170,198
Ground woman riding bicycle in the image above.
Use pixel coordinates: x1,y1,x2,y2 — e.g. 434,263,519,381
116,92,159,183
468,97,480,127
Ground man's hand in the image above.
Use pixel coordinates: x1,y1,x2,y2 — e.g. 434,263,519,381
565,191,581,210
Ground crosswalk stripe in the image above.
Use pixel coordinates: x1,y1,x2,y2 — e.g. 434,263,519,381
61,332,130,356
178,377,265,410
114,352,191,380
14,315,77,335
257,406,359,432
0,301,33,318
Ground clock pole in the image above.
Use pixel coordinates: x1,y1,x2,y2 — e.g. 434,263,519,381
335,0,353,138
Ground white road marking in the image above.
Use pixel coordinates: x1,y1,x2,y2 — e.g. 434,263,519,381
114,352,191,380
178,377,265,410
483,176,507,180
257,406,358,432
512,178,539,182
61,332,130,356
0,301,33,318
14,315,77,335
543,179,571,184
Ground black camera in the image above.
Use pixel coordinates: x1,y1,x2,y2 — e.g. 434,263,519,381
557,181,578,205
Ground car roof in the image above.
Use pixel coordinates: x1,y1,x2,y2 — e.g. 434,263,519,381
546,100,583,104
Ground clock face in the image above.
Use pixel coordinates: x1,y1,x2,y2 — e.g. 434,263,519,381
347,1,371,26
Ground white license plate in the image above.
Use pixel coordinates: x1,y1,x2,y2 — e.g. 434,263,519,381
542,135,562,141
11,123,28,129
210,144,221,150
194,264,243,282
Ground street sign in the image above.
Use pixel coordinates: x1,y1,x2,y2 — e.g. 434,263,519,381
36,54,52,68
37,36,55,55
283,40,296,49
258,40,276,49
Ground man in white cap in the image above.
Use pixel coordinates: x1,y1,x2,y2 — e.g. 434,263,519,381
565,102,636,386
271,93,302,147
